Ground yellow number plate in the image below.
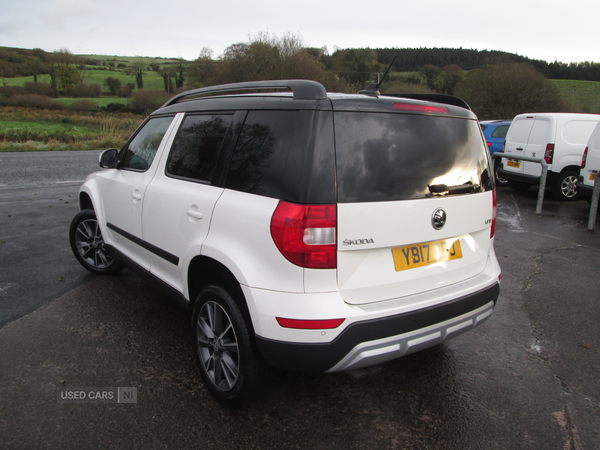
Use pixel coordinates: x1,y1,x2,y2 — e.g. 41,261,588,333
507,161,520,168
392,239,463,272
591,173,596,181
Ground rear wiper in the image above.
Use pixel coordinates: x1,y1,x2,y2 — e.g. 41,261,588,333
428,181,478,195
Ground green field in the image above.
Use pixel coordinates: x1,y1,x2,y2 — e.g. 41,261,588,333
2,69,167,92
0,120,96,137
54,97,129,107
2,59,600,151
0,107,144,151
552,79,600,113
80,54,186,65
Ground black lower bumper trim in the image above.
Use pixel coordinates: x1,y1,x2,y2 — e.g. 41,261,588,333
256,283,500,372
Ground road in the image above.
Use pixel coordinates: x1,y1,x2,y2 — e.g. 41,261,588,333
0,150,102,326
0,151,599,449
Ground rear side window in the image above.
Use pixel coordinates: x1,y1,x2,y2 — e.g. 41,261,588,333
334,112,492,203
491,125,509,139
166,114,233,183
225,110,298,197
120,116,174,171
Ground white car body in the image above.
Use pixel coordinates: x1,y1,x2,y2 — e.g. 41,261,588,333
580,121,600,195
70,80,501,403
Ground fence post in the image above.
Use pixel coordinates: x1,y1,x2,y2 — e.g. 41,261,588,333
587,175,600,231
492,153,547,215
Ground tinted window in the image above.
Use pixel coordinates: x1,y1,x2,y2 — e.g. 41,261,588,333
167,114,233,182
225,110,298,197
335,112,492,203
120,116,174,171
491,125,509,139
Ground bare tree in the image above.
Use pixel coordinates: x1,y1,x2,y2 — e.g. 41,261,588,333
188,32,350,92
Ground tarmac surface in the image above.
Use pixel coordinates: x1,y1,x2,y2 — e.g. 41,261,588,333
0,166,599,449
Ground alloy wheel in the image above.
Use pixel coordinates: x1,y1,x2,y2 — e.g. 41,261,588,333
560,175,578,199
196,301,240,391
74,218,114,269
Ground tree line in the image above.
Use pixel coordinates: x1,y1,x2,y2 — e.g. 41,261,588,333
0,35,594,119
3,44,600,84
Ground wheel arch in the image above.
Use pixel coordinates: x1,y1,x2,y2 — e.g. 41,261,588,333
188,256,255,335
79,191,94,211
559,165,581,176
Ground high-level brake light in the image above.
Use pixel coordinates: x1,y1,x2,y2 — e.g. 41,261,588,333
393,103,449,114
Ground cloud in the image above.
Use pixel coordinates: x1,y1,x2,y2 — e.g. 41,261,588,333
41,0,102,31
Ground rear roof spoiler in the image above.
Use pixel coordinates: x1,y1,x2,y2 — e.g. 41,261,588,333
385,93,472,110
162,80,328,107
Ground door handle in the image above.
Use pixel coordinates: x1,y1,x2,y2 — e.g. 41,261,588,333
132,192,142,201
516,147,524,151
187,210,203,219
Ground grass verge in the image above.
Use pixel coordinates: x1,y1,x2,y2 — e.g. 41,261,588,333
0,107,144,151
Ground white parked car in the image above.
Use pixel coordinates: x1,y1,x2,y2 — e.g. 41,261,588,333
579,121,600,198
498,113,600,200
69,80,501,404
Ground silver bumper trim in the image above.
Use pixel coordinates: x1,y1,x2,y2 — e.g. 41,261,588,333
326,301,494,373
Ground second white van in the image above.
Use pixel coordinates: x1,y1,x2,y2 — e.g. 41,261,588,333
579,121,600,198
498,113,600,200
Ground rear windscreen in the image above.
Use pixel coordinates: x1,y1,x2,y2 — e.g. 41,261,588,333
334,112,493,203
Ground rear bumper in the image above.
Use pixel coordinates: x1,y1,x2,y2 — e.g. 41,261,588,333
577,176,594,195
256,282,500,373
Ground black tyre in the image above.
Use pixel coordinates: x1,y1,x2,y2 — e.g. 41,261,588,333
508,180,532,192
192,285,267,405
494,160,509,186
69,209,122,275
552,170,580,201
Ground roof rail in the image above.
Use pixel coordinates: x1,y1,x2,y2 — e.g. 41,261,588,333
162,79,328,107
385,93,472,110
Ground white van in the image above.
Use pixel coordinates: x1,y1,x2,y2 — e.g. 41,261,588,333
498,113,600,200
579,121,600,198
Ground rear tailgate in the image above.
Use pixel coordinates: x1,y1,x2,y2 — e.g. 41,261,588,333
333,105,495,307
338,194,493,305
503,116,534,175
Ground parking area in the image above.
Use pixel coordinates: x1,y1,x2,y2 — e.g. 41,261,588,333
0,183,599,449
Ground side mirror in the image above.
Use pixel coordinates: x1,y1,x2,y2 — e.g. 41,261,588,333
99,148,119,168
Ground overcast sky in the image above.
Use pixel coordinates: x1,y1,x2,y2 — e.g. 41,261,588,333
1,0,598,64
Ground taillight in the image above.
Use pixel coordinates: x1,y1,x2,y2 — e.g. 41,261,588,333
270,201,337,269
487,142,492,148
544,143,555,164
491,189,497,239
582,146,589,169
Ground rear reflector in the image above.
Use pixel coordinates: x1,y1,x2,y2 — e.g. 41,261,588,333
393,103,449,114
276,317,345,329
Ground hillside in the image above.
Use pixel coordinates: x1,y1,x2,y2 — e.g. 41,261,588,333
2,45,600,83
